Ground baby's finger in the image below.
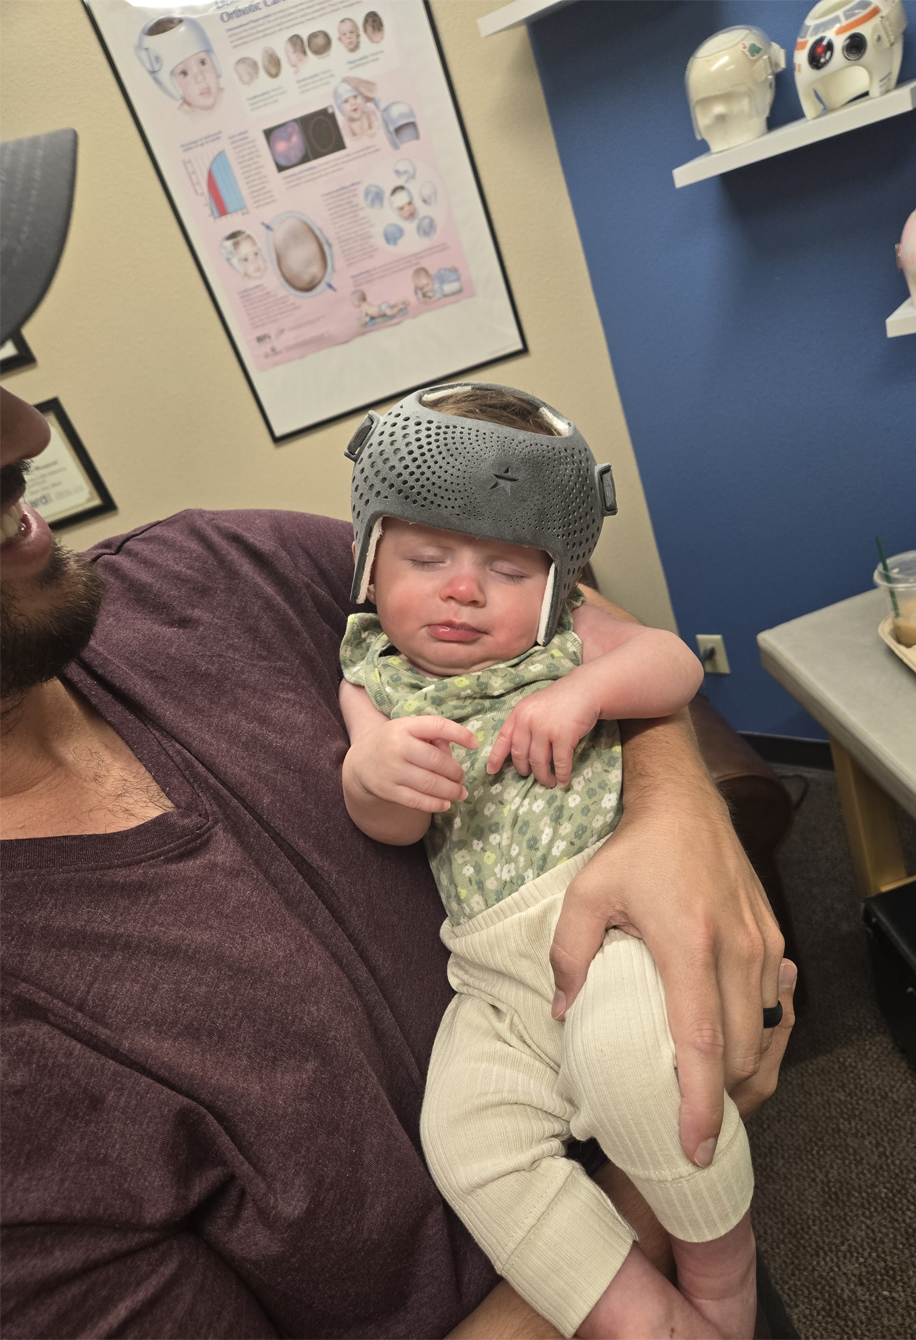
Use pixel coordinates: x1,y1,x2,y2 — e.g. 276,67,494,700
487,721,514,775
528,738,557,789
407,716,479,752
397,763,467,807
404,739,466,785
510,723,534,778
552,740,575,789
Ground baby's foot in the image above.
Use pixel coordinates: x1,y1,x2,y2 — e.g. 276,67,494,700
671,1212,757,1339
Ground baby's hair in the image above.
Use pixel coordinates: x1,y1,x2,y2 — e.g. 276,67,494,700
412,266,432,281
308,29,331,54
352,289,367,302
287,33,306,55
262,46,282,77
146,15,183,35
225,229,248,250
418,386,564,437
235,56,259,80
363,10,384,35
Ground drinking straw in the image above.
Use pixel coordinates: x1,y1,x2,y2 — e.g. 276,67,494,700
876,535,900,619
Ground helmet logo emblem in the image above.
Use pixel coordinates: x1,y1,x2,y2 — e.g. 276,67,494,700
491,464,519,494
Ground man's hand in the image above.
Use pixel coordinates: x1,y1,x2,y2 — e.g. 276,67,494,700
549,712,786,1168
487,677,601,789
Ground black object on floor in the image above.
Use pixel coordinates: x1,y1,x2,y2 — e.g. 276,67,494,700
863,880,916,1072
755,1249,800,1340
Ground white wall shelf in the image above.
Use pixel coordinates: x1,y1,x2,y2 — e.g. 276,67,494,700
673,79,916,188
478,0,575,38
886,297,916,338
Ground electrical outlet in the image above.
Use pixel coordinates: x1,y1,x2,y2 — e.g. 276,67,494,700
696,635,731,675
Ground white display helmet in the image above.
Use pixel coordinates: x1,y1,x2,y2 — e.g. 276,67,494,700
794,0,906,120
135,15,221,100
686,26,786,153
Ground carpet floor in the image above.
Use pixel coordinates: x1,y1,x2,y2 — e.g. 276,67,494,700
746,766,916,1340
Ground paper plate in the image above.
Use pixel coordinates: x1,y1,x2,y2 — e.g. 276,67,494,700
879,615,916,676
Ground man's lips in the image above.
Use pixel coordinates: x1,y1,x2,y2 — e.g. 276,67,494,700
427,623,484,643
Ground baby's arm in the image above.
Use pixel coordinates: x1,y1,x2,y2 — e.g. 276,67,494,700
339,680,478,844
487,598,702,788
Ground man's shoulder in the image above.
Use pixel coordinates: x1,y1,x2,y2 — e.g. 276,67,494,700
85,508,351,566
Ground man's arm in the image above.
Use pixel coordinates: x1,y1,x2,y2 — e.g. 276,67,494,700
550,591,785,1168
486,603,703,786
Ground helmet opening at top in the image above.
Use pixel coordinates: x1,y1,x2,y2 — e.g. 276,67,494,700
418,385,571,437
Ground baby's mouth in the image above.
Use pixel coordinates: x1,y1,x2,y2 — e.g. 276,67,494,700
428,622,483,642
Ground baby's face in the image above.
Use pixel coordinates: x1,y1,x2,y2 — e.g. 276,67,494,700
338,19,360,51
172,51,220,109
395,195,416,221
367,520,550,677
414,270,434,296
340,93,365,122
236,238,266,280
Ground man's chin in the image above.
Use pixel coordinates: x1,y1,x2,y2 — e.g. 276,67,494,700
0,542,105,704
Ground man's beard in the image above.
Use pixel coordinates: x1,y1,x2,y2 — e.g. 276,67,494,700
1,541,105,703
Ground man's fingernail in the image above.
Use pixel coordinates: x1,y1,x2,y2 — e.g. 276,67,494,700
694,1138,717,1167
779,960,798,990
551,990,566,1020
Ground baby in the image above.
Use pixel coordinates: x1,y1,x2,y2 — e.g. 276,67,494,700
339,383,758,1339
338,16,361,52
335,82,378,140
351,290,408,326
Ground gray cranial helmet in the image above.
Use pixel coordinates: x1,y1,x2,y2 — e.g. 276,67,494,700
345,383,617,645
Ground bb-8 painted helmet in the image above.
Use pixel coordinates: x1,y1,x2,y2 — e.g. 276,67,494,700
686,27,786,153
794,0,907,120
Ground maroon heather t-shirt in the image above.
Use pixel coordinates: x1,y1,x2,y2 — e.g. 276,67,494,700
1,510,497,1339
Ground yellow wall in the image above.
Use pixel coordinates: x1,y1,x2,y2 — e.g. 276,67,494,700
1,0,676,630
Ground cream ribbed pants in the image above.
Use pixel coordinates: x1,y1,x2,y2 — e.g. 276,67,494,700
420,843,753,1338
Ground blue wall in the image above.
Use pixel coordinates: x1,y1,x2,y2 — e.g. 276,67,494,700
529,1,915,738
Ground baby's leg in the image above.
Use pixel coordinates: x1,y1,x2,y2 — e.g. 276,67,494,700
561,931,756,1339
421,989,636,1338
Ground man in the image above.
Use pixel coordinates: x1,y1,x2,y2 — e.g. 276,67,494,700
1,130,795,1337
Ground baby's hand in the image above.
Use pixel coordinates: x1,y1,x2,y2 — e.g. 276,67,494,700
349,715,478,813
487,676,601,788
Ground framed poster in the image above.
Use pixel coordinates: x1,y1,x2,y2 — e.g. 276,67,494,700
83,0,525,441
0,332,36,375
23,399,117,531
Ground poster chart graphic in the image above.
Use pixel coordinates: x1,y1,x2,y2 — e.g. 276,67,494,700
84,0,525,438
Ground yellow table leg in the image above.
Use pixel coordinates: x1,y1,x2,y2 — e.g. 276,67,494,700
830,739,908,898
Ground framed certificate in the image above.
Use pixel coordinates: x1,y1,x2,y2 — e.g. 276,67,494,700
83,0,525,440
24,399,117,531
0,332,36,375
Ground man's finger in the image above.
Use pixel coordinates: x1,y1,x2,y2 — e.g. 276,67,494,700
731,959,797,1122
549,874,614,1019
658,952,727,1165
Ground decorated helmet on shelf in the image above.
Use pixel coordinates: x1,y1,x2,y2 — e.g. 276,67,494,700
344,384,618,645
686,26,786,153
135,15,221,100
794,0,907,120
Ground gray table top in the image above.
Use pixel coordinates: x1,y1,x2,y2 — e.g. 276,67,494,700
758,588,916,819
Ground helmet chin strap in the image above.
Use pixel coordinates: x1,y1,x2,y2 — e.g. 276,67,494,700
356,517,385,604
536,565,556,647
